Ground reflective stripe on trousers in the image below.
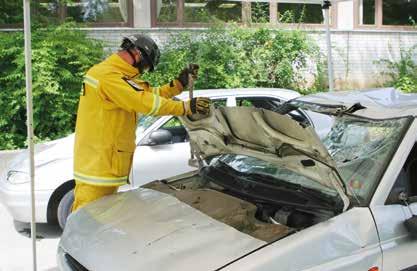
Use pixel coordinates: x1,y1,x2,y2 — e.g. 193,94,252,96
74,171,128,187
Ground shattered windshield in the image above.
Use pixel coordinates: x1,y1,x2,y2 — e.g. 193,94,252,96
322,116,410,204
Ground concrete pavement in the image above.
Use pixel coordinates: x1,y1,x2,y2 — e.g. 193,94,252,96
0,146,61,270
0,202,61,271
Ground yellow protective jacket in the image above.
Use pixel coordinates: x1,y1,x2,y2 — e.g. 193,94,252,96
74,53,186,186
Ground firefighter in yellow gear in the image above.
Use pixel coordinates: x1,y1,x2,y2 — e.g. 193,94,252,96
71,34,211,213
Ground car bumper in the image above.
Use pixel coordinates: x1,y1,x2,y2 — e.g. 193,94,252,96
0,181,52,223
57,247,70,271
57,246,88,271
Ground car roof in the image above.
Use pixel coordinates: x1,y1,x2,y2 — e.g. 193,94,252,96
176,88,300,100
295,88,417,119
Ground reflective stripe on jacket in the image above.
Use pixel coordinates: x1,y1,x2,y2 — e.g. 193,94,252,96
74,53,185,186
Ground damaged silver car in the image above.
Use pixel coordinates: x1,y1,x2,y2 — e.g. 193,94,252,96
58,88,417,271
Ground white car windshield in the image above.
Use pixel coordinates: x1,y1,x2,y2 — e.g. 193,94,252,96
136,115,160,136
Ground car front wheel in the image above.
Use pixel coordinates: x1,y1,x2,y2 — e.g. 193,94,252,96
57,189,74,229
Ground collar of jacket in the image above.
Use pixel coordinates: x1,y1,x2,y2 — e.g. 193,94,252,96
105,53,140,79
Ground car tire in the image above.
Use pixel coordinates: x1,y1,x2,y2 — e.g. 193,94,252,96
57,189,74,229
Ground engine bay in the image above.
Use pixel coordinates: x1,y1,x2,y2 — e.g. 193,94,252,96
143,174,334,242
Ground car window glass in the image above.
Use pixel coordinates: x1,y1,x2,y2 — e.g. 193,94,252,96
162,117,182,128
236,97,282,111
386,143,417,204
213,99,227,108
236,97,309,124
138,115,159,128
136,115,160,139
159,117,188,144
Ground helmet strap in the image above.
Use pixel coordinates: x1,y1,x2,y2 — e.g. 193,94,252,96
126,49,137,66
126,48,149,74
136,61,148,74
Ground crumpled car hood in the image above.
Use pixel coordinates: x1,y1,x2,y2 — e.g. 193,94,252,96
180,106,349,210
60,188,265,271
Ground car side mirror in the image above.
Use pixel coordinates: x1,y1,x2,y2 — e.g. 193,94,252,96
147,129,173,146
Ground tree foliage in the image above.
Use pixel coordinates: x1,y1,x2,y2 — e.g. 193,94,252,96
0,0,23,25
0,23,104,150
0,1,62,25
144,26,325,94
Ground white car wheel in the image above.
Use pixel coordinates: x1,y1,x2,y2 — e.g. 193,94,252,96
57,189,74,229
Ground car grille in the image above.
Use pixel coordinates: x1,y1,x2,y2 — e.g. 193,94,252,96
65,253,90,271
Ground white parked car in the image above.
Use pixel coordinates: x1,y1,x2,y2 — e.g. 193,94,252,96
0,88,331,228
58,88,417,271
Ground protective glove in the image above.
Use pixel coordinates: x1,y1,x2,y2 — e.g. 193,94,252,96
177,64,199,88
183,97,211,115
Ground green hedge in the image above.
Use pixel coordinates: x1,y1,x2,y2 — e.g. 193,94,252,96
0,23,104,150
144,27,325,94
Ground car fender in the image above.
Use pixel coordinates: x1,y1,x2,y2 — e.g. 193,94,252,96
34,157,73,191
220,208,382,271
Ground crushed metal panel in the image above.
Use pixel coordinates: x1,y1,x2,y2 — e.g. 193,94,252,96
180,106,350,211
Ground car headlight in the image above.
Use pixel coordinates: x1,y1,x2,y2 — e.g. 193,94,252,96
6,170,30,184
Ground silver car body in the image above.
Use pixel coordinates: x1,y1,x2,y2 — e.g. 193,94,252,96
58,88,417,271
0,88,331,224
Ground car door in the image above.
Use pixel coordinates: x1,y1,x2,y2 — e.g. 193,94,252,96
370,128,417,271
131,116,194,187
130,98,228,187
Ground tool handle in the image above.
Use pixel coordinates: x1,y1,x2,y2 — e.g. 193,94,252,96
188,64,195,99
188,64,195,160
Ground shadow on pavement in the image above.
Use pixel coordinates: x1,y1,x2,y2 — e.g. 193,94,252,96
13,220,62,239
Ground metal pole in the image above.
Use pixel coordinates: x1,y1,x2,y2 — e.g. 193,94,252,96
323,0,335,91
23,0,37,270
188,67,195,161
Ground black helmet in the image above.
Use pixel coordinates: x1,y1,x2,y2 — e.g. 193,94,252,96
121,34,160,72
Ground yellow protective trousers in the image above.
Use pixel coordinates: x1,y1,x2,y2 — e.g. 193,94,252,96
71,180,119,212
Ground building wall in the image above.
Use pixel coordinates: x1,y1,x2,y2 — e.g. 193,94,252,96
336,1,354,30
311,30,417,89
85,28,417,90
133,0,152,28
